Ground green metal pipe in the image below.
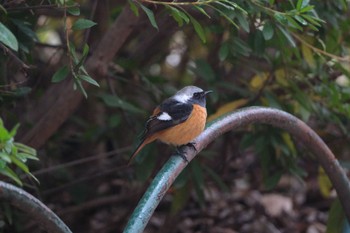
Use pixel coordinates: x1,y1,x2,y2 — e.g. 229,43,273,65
123,107,350,232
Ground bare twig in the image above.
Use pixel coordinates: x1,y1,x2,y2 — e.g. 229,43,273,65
0,43,31,69
6,4,79,11
292,33,350,62
57,193,131,215
123,107,350,232
31,146,131,176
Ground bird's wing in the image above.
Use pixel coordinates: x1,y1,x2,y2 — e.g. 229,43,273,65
142,99,193,139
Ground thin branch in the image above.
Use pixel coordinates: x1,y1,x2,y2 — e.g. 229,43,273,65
6,4,79,11
57,193,131,215
0,43,31,69
31,146,131,176
292,33,350,62
42,165,128,196
0,181,72,233
34,42,67,49
123,107,350,232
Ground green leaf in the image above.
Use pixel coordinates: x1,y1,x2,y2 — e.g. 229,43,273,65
219,42,229,61
128,0,139,16
274,13,288,25
167,6,190,26
189,16,206,43
170,183,191,215
326,199,345,233
52,65,69,83
14,87,32,96
0,123,10,141
74,43,89,69
69,42,79,64
0,152,12,163
14,142,37,156
297,0,310,10
299,5,314,13
203,165,229,191
0,160,6,169
296,0,303,10
177,9,190,24
232,38,252,56
0,4,7,14
192,59,215,82
78,75,100,87
262,21,274,40
194,5,211,18
302,14,322,28
17,153,39,161
167,6,184,26
264,171,283,190
100,94,145,114
0,167,22,186
294,15,307,25
4,141,13,154
11,157,29,173
253,30,265,54
134,146,156,180
0,22,19,51
208,4,239,28
9,124,19,138
57,0,65,5
72,19,97,30
67,6,80,16
190,161,205,206
108,114,121,128
140,4,158,30
237,13,250,33
74,79,88,98
11,19,38,41
285,15,302,30
265,91,283,109
221,0,247,14
277,26,296,47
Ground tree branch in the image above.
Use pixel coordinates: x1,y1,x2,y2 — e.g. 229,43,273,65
123,107,350,232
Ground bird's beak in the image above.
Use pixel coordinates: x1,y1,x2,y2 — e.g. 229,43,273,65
204,90,213,96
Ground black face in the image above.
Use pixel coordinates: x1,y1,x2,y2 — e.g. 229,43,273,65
190,91,211,107
193,91,204,100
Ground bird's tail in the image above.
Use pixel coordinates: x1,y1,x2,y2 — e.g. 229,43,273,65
128,136,156,166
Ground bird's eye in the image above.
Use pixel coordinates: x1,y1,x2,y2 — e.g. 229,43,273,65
193,92,201,99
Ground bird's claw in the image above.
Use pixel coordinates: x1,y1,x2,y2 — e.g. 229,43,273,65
174,142,197,163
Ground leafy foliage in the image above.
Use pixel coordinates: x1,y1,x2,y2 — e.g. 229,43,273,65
0,22,18,51
0,119,38,186
0,0,98,98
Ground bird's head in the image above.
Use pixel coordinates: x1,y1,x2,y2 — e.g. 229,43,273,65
173,86,212,107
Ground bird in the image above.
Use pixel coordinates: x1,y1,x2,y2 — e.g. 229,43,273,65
128,86,212,164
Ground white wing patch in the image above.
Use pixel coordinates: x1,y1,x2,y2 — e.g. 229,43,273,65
174,94,191,103
157,112,172,121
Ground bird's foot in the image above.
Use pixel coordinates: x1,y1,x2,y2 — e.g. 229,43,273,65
175,142,197,163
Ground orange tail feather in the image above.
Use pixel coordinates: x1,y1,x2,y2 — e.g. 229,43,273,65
128,136,156,166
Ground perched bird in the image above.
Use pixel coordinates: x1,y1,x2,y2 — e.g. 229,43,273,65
129,86,212,164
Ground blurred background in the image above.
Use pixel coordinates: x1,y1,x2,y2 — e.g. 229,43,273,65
0,0,350,232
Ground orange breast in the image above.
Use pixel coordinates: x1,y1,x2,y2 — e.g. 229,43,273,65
156,104,207,145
